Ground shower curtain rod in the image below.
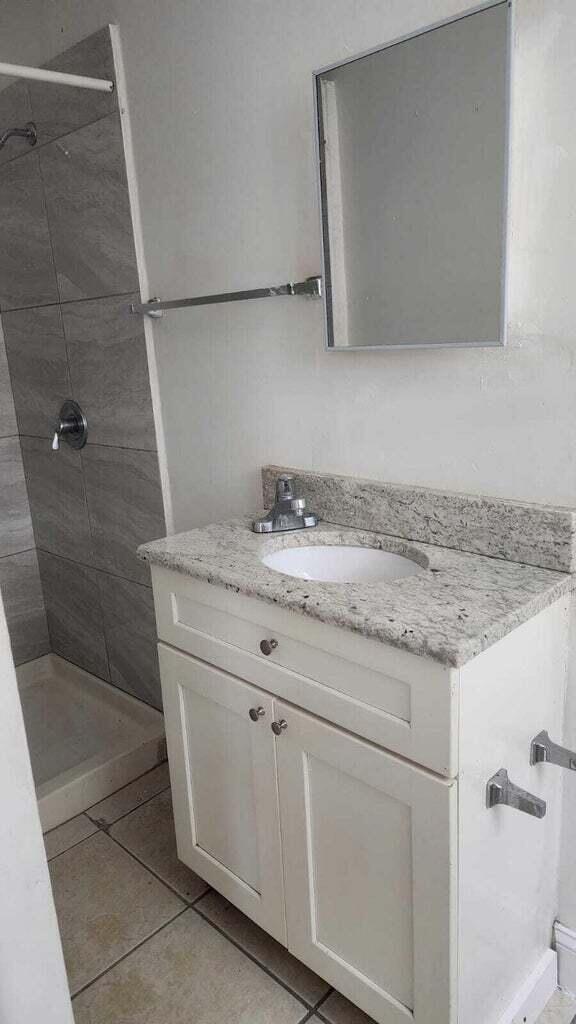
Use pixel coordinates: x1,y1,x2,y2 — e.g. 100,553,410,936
0,61,114,93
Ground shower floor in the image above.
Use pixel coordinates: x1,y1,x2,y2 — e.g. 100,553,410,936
17,654,166,832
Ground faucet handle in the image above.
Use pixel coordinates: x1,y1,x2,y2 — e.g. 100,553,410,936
275,474,295,502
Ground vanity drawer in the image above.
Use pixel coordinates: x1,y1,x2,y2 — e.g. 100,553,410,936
151,566,458,776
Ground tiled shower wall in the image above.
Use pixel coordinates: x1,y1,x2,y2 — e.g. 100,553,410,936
0,28,166,707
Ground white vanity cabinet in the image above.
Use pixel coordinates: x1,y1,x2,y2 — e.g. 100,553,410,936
151,565,570,1024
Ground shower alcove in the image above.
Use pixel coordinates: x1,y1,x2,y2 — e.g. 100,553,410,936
0,26,166,829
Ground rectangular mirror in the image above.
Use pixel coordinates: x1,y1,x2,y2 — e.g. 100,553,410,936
314,1,511,350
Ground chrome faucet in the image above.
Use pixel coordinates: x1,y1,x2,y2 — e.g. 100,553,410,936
252,474,318,534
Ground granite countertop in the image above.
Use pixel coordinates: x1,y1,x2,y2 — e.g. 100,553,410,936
139,518,575,668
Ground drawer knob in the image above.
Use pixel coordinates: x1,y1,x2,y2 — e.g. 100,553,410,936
260,638,279,656
249,706,265,722
271,719,288,736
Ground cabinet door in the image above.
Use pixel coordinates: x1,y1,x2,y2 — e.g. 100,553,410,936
275,702,456,1024
159,643,286,943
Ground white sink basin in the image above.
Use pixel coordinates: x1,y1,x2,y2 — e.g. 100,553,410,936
261,544,423,583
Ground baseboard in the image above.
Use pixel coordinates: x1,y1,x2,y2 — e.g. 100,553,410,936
497,949,558,1024
555,922,576,996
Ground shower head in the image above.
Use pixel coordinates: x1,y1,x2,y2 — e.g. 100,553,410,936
0,121,37,151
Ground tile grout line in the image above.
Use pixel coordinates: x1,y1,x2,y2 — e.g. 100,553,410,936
45,828,99,863
0,545,37,561
44,816,148,866
1,289,138,315
35,546,155,590
51,809,322,1013
66,834,315,1008
58,306,97,580
82,760,168,813
314,1007,336,1024
70,905,189,1001
296,1010,319,1024
45,770,331,1014
105,827,204,907
45,770,170,861
192,902,312,1011
72,894,323,1015
85,783,171,830
20,433,158,455
67,339,119,686
28,140,60,307
312,988,334,1016
45,782,171,861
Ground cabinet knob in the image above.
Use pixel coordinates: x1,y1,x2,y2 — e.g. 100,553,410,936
249,706,265,722
260,638,278,656
271,719,288,736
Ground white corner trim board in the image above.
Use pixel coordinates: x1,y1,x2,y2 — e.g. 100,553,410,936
555,922,576,996
496,950,557,1024
109,24,175,535
494,946,557,1024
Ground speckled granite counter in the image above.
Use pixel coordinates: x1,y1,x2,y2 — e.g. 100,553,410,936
139,518,575,667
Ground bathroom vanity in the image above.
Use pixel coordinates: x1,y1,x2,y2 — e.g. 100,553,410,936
141,469,576,1024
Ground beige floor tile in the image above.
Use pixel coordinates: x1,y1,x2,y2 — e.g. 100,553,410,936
86,762,170,826
49,830,183,995
318,991,374,1024
110,789,208,902
44,813,98,860
197,889,330,1006
537,989,576,1024
73,908,308,1024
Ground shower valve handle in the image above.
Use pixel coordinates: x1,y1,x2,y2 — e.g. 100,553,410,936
52,419,76,450
52,400,88,451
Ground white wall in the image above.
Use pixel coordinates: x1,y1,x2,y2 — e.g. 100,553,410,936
2,0,576,524
0,597,73,1023
2,0,576,934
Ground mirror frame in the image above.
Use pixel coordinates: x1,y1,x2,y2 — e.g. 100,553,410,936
313,0,513,352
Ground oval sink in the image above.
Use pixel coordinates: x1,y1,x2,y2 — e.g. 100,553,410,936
261,545,423,583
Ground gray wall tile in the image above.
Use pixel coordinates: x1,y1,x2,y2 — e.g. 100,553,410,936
21,436,93,564
62,294,156,450
38,550,109,679
0,330,18,437
82,445,164,585
0,549,50,664
0,151,58,310
2,305,70,438
0,437,34,556
39,113,139,301
97,572,161,708
29,28,117,149
0,81,34,167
